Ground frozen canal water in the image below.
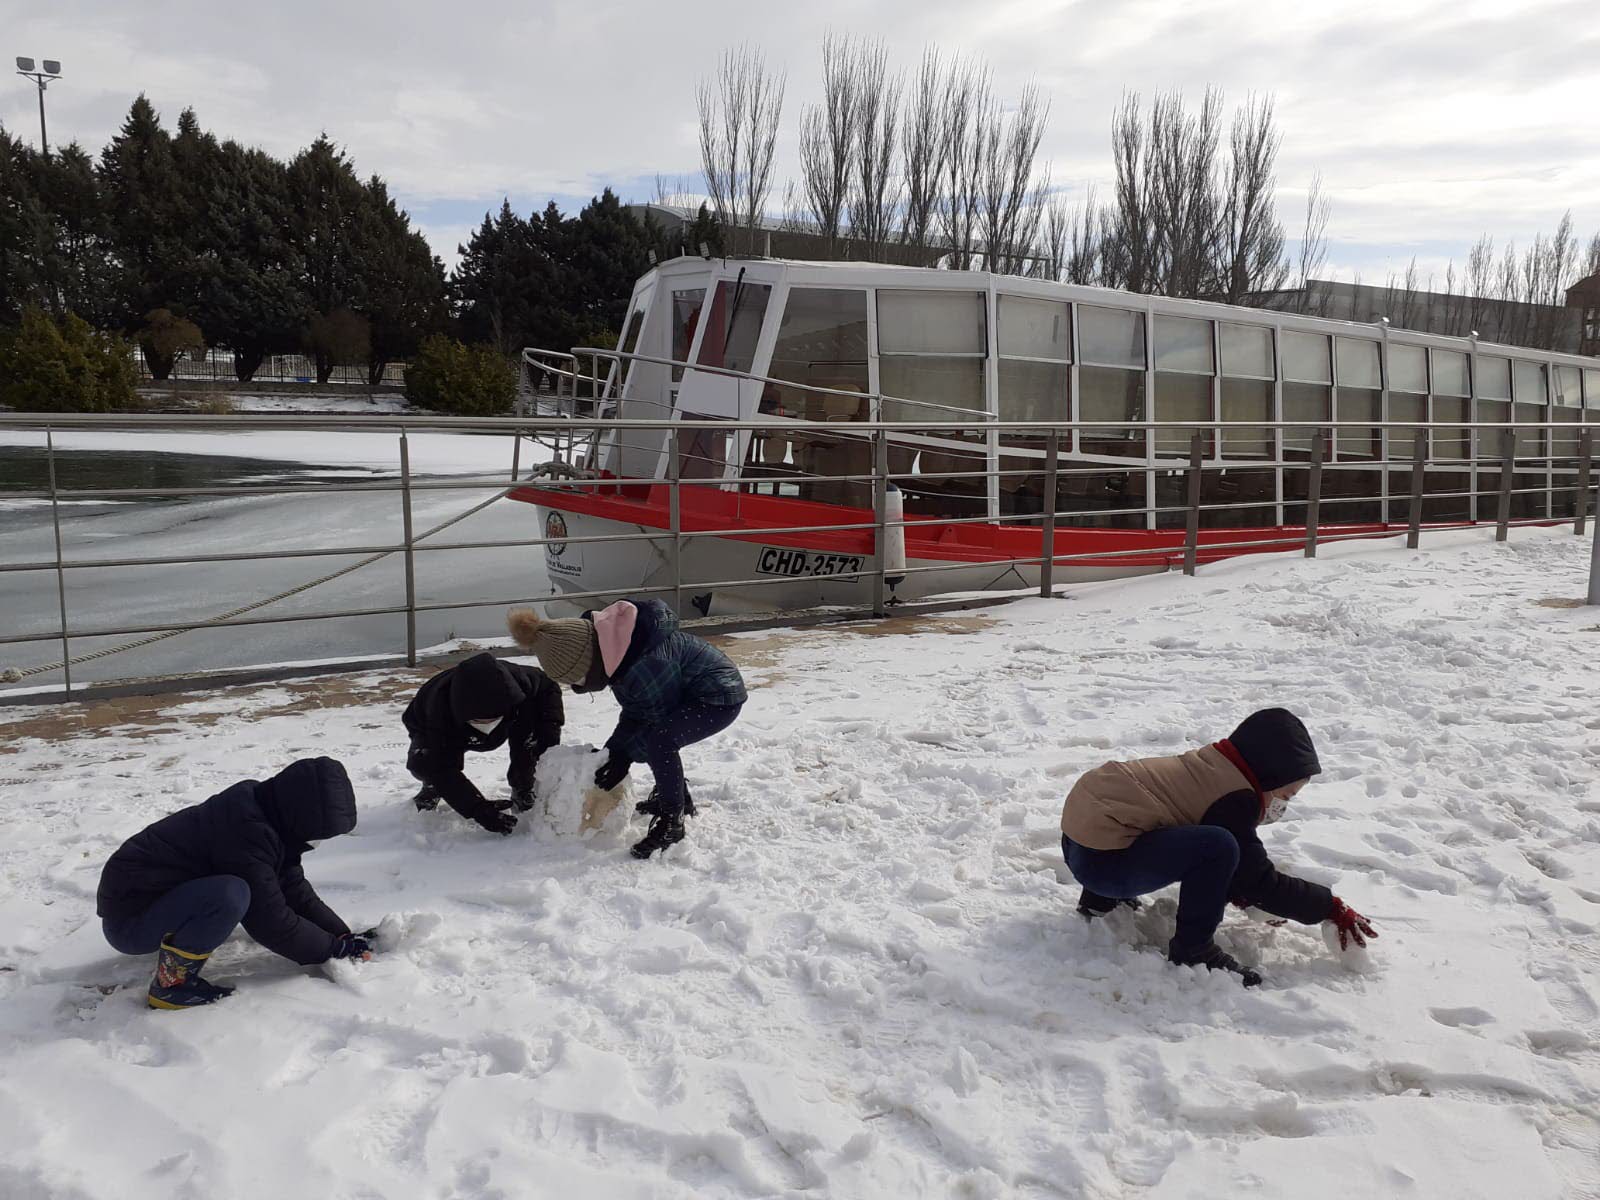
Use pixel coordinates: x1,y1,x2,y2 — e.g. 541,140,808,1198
0,430,551,693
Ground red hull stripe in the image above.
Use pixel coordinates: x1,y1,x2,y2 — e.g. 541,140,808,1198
511,482,1396,569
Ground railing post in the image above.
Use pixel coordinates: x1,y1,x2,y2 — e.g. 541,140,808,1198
871,429,889,618
45,428,73,696
511,426,523,483
669,425,683,617
1040,429,1060,597
1182,431,1204,576
1495,428,1514,543
1575,429,1592,536
1303,428,1325,558
1406,428,1427,550
399,432,418,667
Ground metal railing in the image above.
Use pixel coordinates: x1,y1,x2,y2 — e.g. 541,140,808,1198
1,408,1595,703
132,351,408,388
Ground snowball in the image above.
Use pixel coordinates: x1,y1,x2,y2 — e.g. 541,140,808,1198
1321,919,1377,973
531,744,633,839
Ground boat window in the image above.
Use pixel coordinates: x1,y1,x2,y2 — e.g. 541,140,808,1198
1153,317,1214,458
1512,360,1547,405
1587,370,1600,411
1554,365,1582,408
1390,384,1428,462
1389,344,1427,394
998,296,1071,456
761,288,869,420
878,289,987,427
1332,338,1381,461
679,417,735,481
695,280,772,374
1431,349,1470,398
1154,316,1213,375
1512,361,1548,460
1335,339,1380,389
1280,332,1330,457
1220,324,1273,459
877,290,986,355
1219,323,1273,379
1553,366,1583,459
1281,332,1331,384
1080,366,1146,459
1477,355,1511,401
671,289,704,381
998,295,1071,361
620,308,645,356
1078,306,1145,369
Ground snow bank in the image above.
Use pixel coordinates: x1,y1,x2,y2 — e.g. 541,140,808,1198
0,527,1597,1198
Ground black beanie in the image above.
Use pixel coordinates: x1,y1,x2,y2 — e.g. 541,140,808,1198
1228,708,1321,792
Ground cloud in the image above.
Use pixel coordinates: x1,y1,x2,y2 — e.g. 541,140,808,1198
3,0,1595,283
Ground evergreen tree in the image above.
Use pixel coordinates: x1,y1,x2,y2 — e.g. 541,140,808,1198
287,136,369,382
566,188,660,340
33,143,115,326
0,126,53,323
99,96,193,374
356,176,447,384
196,141,310,380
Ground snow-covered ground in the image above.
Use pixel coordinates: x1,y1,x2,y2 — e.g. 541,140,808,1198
1,528,1598,1198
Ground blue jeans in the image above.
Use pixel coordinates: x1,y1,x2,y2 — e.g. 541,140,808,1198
102,875,252,957
1063,826,1240,953
610,701,743,817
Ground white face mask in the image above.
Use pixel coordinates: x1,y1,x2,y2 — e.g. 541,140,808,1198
1260,794,1289,825
468,716,503,735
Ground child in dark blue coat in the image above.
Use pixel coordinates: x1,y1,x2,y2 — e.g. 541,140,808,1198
508,598,747,859
97,757,372,1009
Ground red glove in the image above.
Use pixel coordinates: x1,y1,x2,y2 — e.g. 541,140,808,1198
1328,898,1378,950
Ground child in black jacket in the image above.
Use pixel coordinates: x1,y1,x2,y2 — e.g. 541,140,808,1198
97,757,369,1010
402,652,564,835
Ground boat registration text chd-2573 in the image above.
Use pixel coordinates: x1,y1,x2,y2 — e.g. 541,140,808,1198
755,547,865,580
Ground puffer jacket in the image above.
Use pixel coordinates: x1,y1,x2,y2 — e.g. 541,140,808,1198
1060,708,1332,923
97,758,359,965
579,599,746,744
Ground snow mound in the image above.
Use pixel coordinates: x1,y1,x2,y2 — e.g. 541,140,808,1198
531,743,632,838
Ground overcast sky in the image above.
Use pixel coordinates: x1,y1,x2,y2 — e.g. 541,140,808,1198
5,0,1598,287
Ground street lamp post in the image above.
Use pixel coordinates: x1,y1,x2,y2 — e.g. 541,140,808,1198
14,57,62,159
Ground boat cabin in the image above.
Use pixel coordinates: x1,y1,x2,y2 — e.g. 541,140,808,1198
588,256,1600,531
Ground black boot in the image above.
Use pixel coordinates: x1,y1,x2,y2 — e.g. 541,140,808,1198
630,812,686,859
1076,889,1142,920
412,784,441,812
510,788,536,812
147,942,235,1010
635,786,696,818
1168,940,1263,988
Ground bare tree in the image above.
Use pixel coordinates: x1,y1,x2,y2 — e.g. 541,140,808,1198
1295,171,1330,313
697,45,786,255
1585,232,1600,279
798,33,858,257
849,38,903,262
936,58,988,269
1218,94,1287,303
1102,91,1154,292
898,48,947,258
1465,234,1494,336
1066,187,1105,284
975,81,1049,275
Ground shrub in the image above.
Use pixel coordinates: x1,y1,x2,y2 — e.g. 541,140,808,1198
0,307,138,412
404,334,516,416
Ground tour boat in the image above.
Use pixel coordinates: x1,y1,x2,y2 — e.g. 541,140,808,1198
511,256,1600,616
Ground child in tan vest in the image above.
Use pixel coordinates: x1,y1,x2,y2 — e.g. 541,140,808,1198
1060,708,1376,986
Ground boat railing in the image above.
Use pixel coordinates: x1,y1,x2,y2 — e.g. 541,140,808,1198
1,409,1596,703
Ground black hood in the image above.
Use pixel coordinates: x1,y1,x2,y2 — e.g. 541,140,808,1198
255,757,358,844
449,653,528,723
1228,708,1321,792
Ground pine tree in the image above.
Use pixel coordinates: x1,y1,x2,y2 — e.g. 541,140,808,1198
287,136,369,382
356,176,446,384
99,96,193,375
